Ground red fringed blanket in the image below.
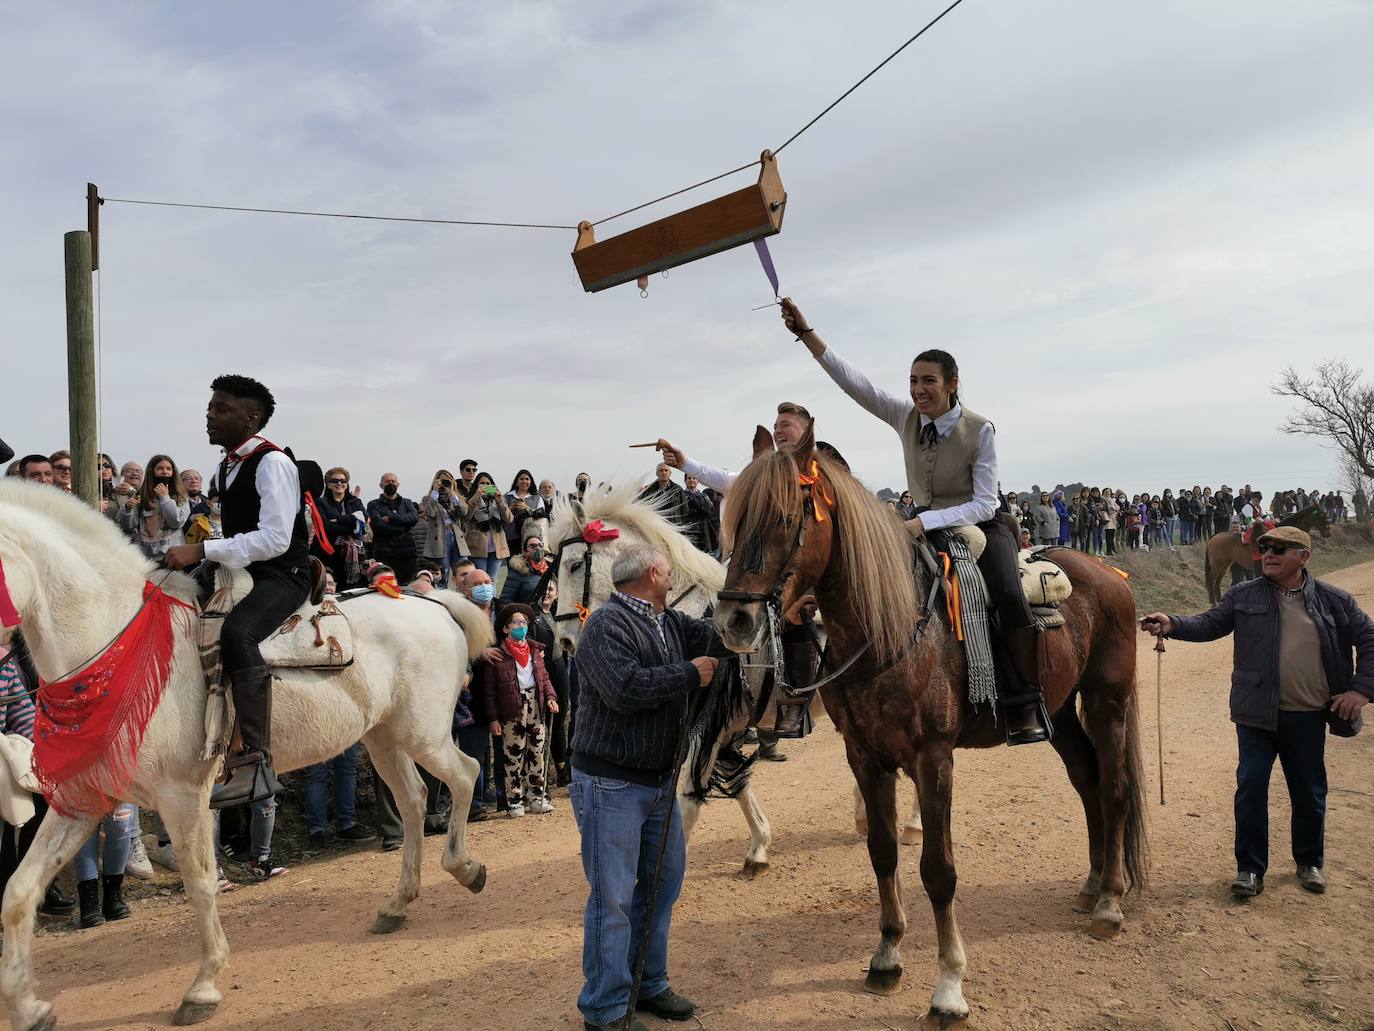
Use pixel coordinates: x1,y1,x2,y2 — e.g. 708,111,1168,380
33,581,195,818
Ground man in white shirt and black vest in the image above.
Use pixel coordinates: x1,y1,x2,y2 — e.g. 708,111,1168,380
165,374,310,808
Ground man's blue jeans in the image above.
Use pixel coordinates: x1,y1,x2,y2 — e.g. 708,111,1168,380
570,770,685,1026
1235,710,1327,876
302,744,361,834
456,724,488,813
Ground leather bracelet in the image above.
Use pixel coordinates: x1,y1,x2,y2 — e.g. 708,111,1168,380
793,325,815,336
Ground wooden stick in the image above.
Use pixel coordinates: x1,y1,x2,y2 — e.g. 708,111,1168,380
629,442,660,449
1155,636,1166,805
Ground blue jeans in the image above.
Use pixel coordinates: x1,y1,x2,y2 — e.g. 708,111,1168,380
445,530,463,584
570,770,686,1026
1235,710,1327,875
302,743,361,834
75,803,136,881
456,724,489,812
214,798,278,863
472,554,503,579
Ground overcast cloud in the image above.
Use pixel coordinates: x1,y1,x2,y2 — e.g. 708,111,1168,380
3,1,1371,498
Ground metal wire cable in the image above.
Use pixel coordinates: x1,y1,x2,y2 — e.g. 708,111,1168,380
589,159,762,227
101,196,576,231
773,0,967,156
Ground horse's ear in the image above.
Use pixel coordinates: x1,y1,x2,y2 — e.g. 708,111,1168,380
752,425,775,459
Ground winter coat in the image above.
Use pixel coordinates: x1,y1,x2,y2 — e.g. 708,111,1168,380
117,493,189,558
421,491,468,560
1101,497,1119,531
1053,496,1070,538
504,492,548,549
479,642,557,724
465,491,512,559
1033,503,1058,541
316,492,365,546
1168,575,1374,731
366,494,420,560
500,553,547,604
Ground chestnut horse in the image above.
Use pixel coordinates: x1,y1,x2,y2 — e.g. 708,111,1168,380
1203,504,1330,603
713,433,1147,1027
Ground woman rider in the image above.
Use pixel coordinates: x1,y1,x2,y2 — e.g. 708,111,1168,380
778,298,1050,745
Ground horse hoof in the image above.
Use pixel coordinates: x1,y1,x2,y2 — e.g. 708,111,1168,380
740,860,769,879
900,825,924,846
863,966,903,996
1089,916,1123,941
466,865,487,894
1071,892,1097,913
920,1008,968,1030
26,1013,57,1031
371,913,407,935
173,1001,219,1026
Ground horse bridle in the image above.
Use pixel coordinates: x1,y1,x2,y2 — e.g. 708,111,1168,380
542,531,704,629
716,491,814,610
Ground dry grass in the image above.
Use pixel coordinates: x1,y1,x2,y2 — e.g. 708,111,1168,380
1108,522,1374,614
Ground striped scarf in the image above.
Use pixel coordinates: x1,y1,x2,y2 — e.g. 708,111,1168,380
936,531,997,712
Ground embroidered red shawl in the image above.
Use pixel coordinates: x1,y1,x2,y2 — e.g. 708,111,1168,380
33,581,195,817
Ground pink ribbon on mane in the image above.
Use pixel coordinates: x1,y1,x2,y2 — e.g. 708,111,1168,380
0,556,22,629
582,520,620,545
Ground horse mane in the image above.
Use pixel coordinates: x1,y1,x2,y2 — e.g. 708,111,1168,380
0,480,198,603
725,451,920,665
549,481,725,592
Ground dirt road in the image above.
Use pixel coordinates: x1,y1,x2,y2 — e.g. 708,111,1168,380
15,565,1374,1030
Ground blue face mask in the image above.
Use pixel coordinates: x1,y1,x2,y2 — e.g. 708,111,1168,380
471,584,495,604
507,625,528,642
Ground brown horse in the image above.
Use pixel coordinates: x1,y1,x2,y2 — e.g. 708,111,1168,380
713,432,1147,1028
1203,504,1330,603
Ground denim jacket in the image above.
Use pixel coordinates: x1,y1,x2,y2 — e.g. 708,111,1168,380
1168,574,1374,731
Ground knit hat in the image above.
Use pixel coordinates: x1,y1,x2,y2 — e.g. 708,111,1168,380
1257,525,1312,550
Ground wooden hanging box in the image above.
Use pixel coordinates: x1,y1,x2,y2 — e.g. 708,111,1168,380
572,150,786,293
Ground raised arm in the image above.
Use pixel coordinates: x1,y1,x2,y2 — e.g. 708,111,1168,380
780,298,912,433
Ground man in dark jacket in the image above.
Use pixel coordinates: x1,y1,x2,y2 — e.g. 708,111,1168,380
366,473,419,585
1143,525,1373,899
637,463,688,527
570,545,717,1031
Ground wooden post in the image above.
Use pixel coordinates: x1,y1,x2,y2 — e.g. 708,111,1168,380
64,230,99,508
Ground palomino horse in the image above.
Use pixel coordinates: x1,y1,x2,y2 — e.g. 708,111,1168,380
713,436,1147,1027
0,481,492,1030
548,484,925,874
1203,504,1330,603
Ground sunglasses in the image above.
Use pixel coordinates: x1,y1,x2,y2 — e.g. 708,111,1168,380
53,464,72,471
1257,542,1295,555
327,478,348,484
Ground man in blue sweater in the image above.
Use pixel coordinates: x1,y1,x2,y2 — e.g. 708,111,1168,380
570,545,718,1031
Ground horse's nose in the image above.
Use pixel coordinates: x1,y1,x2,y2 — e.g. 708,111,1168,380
726,606,754,639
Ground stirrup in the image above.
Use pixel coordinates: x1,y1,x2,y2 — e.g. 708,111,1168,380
771,699,814,740
210,753,282,809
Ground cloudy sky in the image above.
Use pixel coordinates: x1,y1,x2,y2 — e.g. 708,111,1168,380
4,1,1371,499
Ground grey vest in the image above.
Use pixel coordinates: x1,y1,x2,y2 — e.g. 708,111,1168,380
903,405,990,513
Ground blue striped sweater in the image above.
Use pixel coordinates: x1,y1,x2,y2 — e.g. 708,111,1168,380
570,593,714,784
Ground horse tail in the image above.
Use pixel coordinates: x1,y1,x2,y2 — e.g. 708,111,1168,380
429,590,496,659
1203,545,1213,604
1120,692,1150,894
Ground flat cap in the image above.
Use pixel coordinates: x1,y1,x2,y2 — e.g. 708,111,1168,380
1257,525,1312,550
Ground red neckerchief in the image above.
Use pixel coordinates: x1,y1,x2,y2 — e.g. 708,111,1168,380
502,636,531,666
529,557,550,575
218,435,280,494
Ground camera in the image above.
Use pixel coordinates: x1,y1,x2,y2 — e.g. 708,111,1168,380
441,479,452,488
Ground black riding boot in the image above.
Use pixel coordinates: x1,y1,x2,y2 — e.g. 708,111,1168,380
77,878,103,929
1002,625,1052,746
211,665,281,810
775,639,819,738
102,874,131,921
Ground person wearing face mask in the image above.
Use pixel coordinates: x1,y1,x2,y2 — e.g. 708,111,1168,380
779,296,1050,744
117,454,191,560
463,471,512,580
501,531,551,604
480,604,559,818
367,473,420,586
574,473,592,503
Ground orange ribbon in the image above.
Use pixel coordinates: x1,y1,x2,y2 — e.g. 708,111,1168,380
797,460,834,522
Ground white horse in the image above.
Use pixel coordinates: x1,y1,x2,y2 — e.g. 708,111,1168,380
0,480,492,1030
549,485,921,876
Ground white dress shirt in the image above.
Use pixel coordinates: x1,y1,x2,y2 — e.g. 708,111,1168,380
202,437,302,569
681,457,737,494
816,347,999,530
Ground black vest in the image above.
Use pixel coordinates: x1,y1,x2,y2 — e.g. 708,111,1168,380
219,445,310,581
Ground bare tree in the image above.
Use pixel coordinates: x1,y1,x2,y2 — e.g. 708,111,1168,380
1339,452,1371,498
1272,360,1374,479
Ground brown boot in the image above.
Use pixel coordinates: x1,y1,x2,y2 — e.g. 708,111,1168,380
1002,626,1052,746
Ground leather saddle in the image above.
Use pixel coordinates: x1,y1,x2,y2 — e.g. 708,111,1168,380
210,563,354,669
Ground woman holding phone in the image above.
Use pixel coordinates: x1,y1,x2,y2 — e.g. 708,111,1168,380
464,471,512,579
422,467,467,586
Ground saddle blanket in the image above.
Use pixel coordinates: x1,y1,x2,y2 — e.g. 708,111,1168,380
936,527,1074,608
218,567,354,668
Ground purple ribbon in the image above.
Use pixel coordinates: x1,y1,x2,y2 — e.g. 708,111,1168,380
754,238,779,297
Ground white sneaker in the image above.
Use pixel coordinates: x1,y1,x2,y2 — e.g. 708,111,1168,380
528,797,554,815
148,841,179,873
126,834,154,880
506,804,525,819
